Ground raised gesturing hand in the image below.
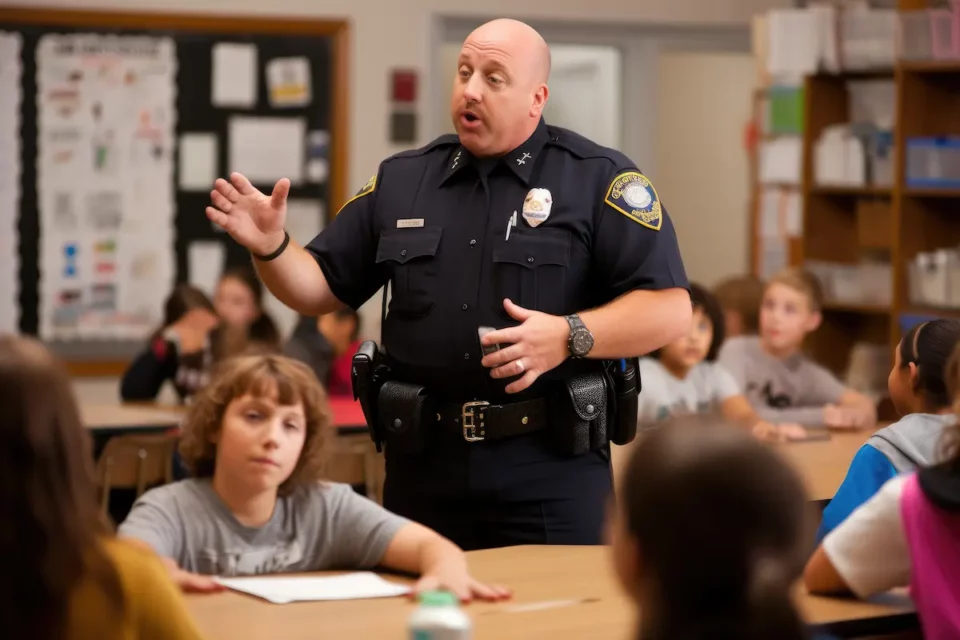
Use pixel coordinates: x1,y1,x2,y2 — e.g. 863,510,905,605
206,172,290,256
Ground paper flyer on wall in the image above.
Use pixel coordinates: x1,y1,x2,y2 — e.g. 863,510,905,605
0,32,22,333
36,34,177,341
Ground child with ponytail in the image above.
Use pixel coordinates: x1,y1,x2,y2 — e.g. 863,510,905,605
608,416,812,640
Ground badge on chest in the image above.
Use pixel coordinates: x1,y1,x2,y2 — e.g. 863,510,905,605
522,188,553,228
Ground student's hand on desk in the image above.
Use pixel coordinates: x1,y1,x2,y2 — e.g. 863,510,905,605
823,404,867,430
751,421,807,442
413,562,512,603
480,298,570,394
159,557,225,594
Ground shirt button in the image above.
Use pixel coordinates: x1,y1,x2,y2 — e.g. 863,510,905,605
527,256,534,263
463,352,470,360
400,249,407,256
461,303,468,310
469,239,477,247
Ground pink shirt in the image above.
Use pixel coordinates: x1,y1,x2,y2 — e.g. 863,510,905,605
900,472,960,639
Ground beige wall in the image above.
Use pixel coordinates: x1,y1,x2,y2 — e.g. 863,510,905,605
655,51,756,287
10,0,787,399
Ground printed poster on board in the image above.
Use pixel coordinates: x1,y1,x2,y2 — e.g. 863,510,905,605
0,32,22,333
36,33,177,341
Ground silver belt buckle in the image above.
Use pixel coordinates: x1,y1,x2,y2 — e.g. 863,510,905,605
461,400,489,442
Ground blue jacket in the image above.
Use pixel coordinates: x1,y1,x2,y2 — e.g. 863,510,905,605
816,412,956,543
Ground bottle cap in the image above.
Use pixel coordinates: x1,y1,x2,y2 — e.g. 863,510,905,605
418,590,459,607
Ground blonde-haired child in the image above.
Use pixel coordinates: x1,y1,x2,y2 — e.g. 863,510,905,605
718,267,876,429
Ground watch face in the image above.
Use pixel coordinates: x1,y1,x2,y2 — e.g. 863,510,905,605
571,329,594,356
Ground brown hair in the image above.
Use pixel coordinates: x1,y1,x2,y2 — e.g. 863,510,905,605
620,417,811,640
151,283,215,342
713,275,766,334
767,267,825,313
0,335,122,637
178,354,332,495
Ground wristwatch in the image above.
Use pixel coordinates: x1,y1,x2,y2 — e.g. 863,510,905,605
564,314,594,358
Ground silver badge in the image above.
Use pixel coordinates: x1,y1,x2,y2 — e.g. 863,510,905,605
522,188,552,228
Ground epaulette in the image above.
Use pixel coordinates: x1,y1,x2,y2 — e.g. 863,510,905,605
545,125,635,169
383,134,460,164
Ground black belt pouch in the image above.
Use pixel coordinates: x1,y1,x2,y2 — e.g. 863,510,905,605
378,381,433,455
609,358,640,446
547,372,609,456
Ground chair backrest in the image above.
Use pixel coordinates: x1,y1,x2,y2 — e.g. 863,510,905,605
96,434,176,500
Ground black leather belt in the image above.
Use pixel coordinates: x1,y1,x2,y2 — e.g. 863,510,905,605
436,398,548,442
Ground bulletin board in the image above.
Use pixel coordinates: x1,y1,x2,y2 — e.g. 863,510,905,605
0,8,349,375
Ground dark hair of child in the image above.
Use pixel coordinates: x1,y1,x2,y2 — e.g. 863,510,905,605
620,417,811,640
152,283,215,341
0,335,122,638
899,319,960,410
651,283,726,362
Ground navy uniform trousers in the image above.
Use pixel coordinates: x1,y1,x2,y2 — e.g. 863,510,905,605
382,428,613,551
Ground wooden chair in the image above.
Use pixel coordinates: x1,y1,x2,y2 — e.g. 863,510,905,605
95,434,177,515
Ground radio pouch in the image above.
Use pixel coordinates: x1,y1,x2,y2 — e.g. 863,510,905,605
609,357,640,446
378,381,432,456
548,372,609,456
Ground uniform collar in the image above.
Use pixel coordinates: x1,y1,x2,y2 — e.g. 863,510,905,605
440,118,550,187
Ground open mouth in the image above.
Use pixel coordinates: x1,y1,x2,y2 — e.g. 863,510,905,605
461,110,481,126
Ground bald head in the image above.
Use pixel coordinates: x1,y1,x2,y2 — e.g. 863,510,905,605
466,19,551,85
450,18,551,157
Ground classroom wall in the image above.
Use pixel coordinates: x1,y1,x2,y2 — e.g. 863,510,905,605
11,0,789,399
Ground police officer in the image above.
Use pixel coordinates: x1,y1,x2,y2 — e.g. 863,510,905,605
206,18,691,551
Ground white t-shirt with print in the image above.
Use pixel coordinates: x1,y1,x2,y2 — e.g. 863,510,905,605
637,358,741,427
822,475,910,598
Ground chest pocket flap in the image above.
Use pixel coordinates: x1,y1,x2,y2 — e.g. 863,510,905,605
492,233,569,270
376,226,442,317
376,226,443,265
491,231,570,316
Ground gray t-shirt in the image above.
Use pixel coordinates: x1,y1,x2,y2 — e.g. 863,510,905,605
717,335,847,425
637,358,741,427
117,479,409,576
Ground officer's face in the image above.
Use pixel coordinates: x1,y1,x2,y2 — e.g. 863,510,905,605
450,36,547,157
759,283,821,356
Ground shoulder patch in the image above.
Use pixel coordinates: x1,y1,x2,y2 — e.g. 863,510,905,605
604,171,661,231
335,174,377,215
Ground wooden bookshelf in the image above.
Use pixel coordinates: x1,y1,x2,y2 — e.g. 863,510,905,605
794,0,960,376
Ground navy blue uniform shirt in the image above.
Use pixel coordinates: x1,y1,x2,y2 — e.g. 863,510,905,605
307,118,688,403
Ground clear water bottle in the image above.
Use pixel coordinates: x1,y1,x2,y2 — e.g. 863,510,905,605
408,590,472,639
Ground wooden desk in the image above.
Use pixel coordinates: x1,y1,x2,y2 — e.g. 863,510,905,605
81,403,182,433
774,429,876,502
186,545,914,639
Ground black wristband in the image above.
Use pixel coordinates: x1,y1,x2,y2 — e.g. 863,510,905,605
252,231,290,262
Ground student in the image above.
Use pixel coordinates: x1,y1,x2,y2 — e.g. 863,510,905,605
717,267,876,429
118,353,511,602
804,351,960,637
713,273,765,338
816,319,960,542
214,265,281,351
284,308,360,394
608,416,811,640
638,283,807,442
0,334,205,639
120,283,219,402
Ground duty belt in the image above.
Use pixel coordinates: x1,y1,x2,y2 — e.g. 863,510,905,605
436,398,548,442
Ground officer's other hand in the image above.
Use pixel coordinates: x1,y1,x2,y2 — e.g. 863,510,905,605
206,172,289,256
413,569,512,604
480,298,571,394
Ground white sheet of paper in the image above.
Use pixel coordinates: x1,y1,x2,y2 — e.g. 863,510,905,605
178,133,218,191
215,572,412,604
187,241,225,297
228,116,305,185
285,198,324,245
212,43,258,108
266,56,311,108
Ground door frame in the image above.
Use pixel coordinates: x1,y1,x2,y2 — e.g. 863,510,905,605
428,16,751,177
